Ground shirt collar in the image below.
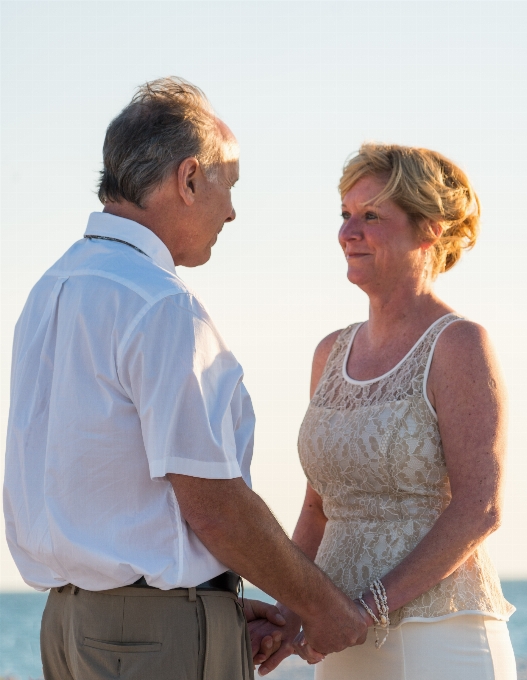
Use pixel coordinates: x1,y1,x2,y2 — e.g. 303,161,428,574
84,212,175,272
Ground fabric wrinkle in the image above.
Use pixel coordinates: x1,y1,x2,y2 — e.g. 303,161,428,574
4,212,254,592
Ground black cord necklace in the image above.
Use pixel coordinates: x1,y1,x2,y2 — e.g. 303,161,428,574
84,234,147,257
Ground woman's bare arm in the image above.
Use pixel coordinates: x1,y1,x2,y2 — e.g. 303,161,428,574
293,329,341,557
292,329,341,557
359,320,507,621
255,330,344,675
292,484,327,560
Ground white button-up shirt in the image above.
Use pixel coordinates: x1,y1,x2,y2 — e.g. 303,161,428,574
4,212,255,591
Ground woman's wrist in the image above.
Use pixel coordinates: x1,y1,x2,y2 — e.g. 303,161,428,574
353,595,377,628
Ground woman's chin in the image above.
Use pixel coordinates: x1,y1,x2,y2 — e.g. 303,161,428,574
346,268,370,287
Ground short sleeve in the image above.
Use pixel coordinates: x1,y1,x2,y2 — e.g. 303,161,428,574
118,295,252,480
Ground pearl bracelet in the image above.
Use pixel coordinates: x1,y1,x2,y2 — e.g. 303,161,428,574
358,597,379,623
358,578,390,650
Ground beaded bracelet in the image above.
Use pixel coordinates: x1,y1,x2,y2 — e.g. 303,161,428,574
371,579,389,627
358,578,390,650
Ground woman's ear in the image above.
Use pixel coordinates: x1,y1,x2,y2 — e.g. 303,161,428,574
420,220,443,250
430,221,443,239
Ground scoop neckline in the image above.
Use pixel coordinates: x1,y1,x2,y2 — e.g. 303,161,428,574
341,313,457,386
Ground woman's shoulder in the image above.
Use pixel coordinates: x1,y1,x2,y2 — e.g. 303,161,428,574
313,323,361,365
310,324,361,396
430,318,502,393
434,318,491,358
313,329,343,364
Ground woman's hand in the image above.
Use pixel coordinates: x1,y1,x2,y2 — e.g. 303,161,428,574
244,598,286,625
255,605,323,676
244,599,285,664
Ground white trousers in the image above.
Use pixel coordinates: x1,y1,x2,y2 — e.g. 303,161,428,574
314,615,517,680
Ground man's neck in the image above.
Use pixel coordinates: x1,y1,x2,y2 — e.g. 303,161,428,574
103,201,149,227
102,199,181,265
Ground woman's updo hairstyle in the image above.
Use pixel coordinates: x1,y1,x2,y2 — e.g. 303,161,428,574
339,143,480,278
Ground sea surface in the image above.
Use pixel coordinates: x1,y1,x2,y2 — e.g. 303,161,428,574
1,581,525,679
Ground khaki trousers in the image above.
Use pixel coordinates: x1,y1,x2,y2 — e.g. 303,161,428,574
41,584,254,680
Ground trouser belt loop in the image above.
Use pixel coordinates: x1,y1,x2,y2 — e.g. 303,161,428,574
188,587,197,602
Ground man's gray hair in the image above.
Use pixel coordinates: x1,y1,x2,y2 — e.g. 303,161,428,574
97,77,228,208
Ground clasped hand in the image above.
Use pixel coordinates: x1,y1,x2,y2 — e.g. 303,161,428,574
246,598,368,676
245,600,311,676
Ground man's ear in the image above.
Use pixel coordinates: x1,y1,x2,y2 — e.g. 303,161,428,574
177,157,200,206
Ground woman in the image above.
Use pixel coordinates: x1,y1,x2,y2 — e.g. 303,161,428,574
257,144,516,679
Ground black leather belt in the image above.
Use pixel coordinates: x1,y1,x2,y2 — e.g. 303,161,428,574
131,571,241,595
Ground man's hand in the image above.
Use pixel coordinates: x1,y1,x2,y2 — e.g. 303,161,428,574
298,594,368,657
244,599,285,664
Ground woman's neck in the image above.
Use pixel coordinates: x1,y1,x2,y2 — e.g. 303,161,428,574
363,280,452,350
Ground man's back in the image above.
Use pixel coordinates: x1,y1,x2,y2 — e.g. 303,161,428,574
4,212,254,592
4,78,367,680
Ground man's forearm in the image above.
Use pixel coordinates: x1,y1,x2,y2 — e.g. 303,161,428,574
168,474,339,619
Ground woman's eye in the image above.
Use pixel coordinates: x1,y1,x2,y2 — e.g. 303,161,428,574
341,212,350,220
365,212,378,221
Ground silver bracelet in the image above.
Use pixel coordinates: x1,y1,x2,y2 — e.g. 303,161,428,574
358,593,386,650
369,579,390,649
358,596,380,626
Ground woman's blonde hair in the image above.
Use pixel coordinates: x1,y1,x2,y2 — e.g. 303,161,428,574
339,143,480,277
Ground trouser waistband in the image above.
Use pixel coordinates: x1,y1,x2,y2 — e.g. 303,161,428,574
131,570,241,595
56,584,240,600
55,571,241,598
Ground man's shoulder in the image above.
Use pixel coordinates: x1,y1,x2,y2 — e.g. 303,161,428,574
46,238,197,308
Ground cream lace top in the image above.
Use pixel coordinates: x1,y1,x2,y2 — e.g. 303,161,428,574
298,314,514,627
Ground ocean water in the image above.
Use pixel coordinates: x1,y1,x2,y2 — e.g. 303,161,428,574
0,582,525,679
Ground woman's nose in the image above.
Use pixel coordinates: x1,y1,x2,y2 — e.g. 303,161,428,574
339,217,361,243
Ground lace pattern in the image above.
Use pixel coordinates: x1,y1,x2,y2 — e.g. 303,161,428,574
298,314,514,626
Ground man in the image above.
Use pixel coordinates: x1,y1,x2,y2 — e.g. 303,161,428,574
4,77,367,680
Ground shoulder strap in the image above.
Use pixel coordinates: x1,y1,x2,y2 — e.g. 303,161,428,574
422,315,465,417
312,323,362,398
326,323,360,370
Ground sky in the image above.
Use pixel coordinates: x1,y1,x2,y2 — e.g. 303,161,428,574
1,0,526,590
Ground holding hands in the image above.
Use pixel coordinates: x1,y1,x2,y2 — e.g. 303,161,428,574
246,594,369,676
243,599,286,665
